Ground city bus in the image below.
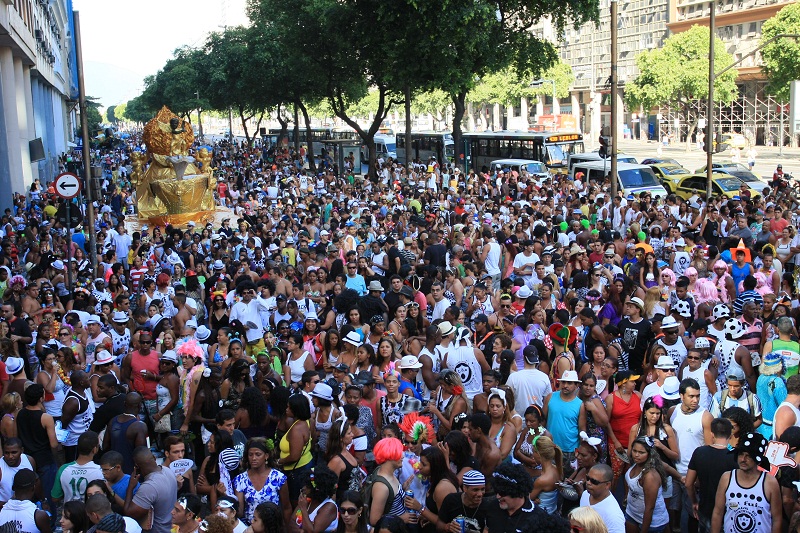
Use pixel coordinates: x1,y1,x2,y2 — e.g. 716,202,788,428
397,131,455,164
463,131,584,174
268,127,335,154
330,127,360,141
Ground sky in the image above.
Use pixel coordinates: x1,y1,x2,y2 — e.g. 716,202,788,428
72,0,249,109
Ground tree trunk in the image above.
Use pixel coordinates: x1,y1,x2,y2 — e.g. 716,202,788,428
328,85,398,182
293,104,300,155
276,103,289,148
238,105,252,148
405,85,412,167
251,111,265,150
297,100,317,173
452,91,467,171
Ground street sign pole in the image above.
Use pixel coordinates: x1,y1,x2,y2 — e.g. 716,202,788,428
65,201,73,293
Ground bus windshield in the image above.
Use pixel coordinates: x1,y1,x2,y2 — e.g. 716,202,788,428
619,168,660,188
546,142,584,165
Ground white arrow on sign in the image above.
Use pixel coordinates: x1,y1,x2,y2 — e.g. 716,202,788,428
54,173,82,199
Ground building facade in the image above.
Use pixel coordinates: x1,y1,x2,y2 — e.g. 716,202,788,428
661,0,794,146
0,0,77,210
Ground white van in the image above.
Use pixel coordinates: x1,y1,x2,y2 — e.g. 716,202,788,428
572,161,669,198
568,152,638,178
489,159,549,180
371,133,397,160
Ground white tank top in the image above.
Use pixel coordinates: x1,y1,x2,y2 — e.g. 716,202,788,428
715,339,745,392
42,371,68,418
0,455,32,502
288,351,310,384
773,401,800,439
0,498,39,533
625,467,669,528
723,471,772,533
658,338,688,367
446,345,482,399
670,407,707,475
308,498,338,532
681,362,711,411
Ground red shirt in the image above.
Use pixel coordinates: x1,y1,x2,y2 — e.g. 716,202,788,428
130,349,160,400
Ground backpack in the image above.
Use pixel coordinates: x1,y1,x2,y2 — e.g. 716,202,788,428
720,389,756,415
362,467,395,521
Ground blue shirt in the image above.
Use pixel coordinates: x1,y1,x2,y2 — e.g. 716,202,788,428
113,474,139,496
345,274,367,296
547,392,582,453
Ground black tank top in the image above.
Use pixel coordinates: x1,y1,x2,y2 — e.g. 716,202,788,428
17,409,54,467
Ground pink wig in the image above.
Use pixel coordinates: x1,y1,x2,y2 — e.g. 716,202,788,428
685,267,698,278
660,269,676,286
694,278,718,305
373,437,404,464
713,260,728,271
753,272,771,296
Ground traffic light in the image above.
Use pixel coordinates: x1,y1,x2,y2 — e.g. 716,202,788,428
598,136,611,158
715,132,723,153
703,135,710,153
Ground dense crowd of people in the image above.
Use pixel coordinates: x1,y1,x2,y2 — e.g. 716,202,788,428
0,134,798,533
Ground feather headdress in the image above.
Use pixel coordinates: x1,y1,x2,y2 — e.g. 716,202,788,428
399,412,434,444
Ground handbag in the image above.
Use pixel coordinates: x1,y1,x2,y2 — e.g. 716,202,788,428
154,413,171,433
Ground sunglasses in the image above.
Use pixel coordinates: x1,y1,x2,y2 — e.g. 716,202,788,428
406,302,420,309
340,507,359,515
500,304,511,309
586,475,609,485
686,355,701,361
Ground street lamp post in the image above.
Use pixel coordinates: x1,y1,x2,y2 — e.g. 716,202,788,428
195,91,204,142
530,79,557,118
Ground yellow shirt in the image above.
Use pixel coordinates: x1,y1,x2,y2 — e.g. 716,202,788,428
279,420,312,470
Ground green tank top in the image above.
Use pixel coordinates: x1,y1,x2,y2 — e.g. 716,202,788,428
772,338,800,378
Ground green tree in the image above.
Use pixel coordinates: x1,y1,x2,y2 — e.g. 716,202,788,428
124,96,155,124
113,102,127,122
626,25,738,150
761,3,800,101
84,96,103,133
202,26,279,147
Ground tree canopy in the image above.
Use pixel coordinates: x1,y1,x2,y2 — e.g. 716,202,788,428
625,25,738,148
761,3,800,101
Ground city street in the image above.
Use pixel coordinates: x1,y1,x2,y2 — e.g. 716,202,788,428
616,138,800,178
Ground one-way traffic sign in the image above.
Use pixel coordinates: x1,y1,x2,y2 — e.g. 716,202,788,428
54,172,82,199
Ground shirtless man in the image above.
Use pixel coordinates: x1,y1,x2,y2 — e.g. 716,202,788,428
468,413,501,480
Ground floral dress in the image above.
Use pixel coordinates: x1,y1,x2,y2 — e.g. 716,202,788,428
234,468,288,524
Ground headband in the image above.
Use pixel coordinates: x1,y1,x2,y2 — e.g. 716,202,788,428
488,387,506,406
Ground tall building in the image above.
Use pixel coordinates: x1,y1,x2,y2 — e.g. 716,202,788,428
559,0,670,143
0,0,77,209
664,0,794,146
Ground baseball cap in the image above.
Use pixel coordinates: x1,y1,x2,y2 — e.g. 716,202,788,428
523,345,539,365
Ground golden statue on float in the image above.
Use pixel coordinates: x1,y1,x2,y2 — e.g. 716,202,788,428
130,106,216,226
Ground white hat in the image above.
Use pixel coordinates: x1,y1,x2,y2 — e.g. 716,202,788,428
660,316,680,329
660,376,681,400
213,260,225,270
87,315,102,325
160,350,179,364
627,297,645,310
654,355,677,370
51,260,65,270
367,280,384,292
111,311,129,324
310,382,334,401
286,236,295,244
343,331,363,347
195,326,212,341
558,370,582,382
167,252,183,265
712,303,731,321
398,355,423,370
438,321,456,337
695,337,710,349
5,357,23,375
517,285,533,299
305,311,319,321
187,221,196,227
95,350,114,365
185,319,198,330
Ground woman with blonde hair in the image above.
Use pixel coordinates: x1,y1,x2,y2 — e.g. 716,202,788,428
529,435,563,514
642,286,666,320
0,391,21,440
569,507,608,533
